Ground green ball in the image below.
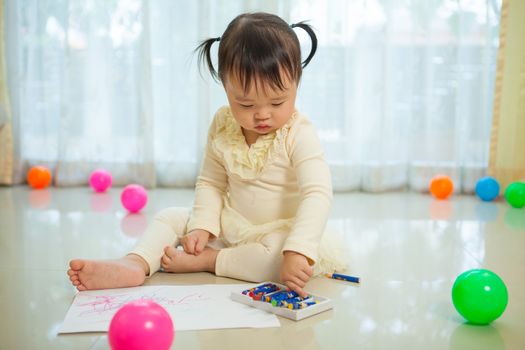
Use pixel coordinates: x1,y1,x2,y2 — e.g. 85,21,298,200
504,182,525,208
452,269,508,325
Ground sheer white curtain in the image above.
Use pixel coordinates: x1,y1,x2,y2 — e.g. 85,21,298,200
5,0,501,192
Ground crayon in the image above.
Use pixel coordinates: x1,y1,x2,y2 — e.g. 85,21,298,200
270,291,299,306
289,300,318,309
281,295,311,308
325,273,360,284
251,285,280,300
242,283,280,297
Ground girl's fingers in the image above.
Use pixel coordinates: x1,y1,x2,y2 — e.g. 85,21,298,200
182,237,194,254
285,280,308,298
283,274,306,289
284,271,307,286
195,238,207,255
296,269,311,283
303,265,314,277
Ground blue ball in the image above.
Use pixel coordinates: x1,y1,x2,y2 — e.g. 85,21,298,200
475,176,500,202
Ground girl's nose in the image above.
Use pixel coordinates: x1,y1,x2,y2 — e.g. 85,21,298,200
255,108,271,120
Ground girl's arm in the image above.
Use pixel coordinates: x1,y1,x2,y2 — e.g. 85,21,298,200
186,114,228,238
282,116,333,265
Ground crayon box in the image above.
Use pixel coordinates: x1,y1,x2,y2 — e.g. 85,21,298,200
231,282,333,321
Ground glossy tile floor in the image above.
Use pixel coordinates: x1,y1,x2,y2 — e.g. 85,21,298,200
1,186,524,349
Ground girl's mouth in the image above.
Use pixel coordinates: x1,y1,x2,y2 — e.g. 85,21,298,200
255,125,271,131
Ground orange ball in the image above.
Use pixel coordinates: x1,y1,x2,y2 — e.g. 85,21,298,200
27,166,52,189
429,175,454,199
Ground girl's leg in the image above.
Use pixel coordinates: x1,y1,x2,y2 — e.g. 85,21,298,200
130,207,190,275
214,232,287,282
68,207,189,290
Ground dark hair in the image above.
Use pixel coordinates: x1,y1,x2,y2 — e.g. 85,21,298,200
195,12,317,93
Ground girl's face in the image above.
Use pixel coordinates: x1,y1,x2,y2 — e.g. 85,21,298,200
224,72,297,146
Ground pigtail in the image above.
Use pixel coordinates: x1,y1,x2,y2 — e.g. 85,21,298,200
195,37,221,81
291,21,318,68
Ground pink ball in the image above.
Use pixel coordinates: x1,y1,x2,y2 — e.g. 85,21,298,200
108,300,174,350
121,184,148,213
89,169,113,192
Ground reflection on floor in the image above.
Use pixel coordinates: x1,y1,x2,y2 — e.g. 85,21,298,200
1,186,524,350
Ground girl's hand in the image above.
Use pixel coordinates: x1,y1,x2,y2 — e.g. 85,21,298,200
181,229,212,255
280,251,313,298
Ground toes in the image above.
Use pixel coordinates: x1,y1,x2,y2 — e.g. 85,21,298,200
69,259,85,271
67,269,77,277
163,246,177,258
161,254,171,267
77,284,87,291
161,254,169,267
70,274,79,282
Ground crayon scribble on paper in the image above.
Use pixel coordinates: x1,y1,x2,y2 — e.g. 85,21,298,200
76,288,210,317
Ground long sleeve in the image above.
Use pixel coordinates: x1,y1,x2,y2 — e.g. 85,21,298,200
281,118,333,264
186,116,228,237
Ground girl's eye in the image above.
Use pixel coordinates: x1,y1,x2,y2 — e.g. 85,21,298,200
240,104,253,108
272,102,285,107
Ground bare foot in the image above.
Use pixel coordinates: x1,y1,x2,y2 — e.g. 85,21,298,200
67,254,148,291
161,246,218,273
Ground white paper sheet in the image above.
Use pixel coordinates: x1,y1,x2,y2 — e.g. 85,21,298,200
59,284,280,333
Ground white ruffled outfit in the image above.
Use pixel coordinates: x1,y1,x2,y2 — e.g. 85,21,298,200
186,106,347,279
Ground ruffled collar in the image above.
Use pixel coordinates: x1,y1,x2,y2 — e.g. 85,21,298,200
211,107,296,179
